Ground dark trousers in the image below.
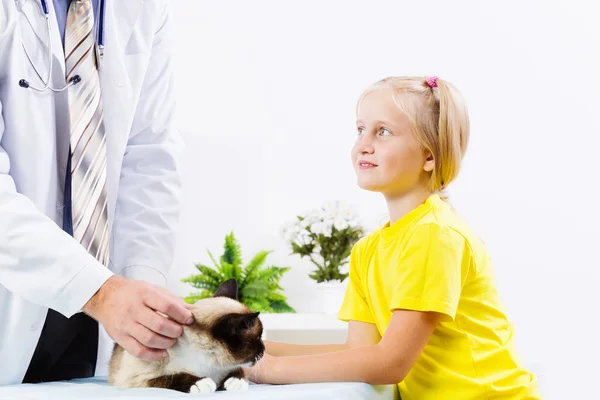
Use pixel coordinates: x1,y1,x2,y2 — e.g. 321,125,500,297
22,309,99,383
22,152,99,383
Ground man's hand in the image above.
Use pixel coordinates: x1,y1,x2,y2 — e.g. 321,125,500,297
83,275,194,361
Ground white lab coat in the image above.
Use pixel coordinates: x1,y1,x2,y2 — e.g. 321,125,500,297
0,0,183,384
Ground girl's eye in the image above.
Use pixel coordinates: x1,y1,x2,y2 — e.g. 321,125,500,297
357,128,365,135
379,128,391,136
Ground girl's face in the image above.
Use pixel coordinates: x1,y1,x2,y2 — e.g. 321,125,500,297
351,88,434,198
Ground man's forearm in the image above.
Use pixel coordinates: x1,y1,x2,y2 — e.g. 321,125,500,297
264,340,349,357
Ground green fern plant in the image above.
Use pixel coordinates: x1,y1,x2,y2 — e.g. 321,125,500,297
181,232,295,313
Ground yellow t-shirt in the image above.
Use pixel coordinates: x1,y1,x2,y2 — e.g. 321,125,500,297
338,194,541,399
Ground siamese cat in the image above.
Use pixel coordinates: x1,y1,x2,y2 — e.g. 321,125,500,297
108,278,265,393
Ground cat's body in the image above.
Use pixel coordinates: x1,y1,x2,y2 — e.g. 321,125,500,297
108,279,264,393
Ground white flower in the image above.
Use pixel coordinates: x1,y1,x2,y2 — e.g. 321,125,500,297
323,201,336,212
300,218,312,228
322,220,334,237
347,218,360,228
282,222,298,241
315,209,329,223
310,222,325,235
342,209,356,221
334,218,348,231
326,210,340,220
297,229,312,243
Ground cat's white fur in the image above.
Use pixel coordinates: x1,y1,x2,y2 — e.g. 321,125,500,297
190,378,218,393
224,377,249,391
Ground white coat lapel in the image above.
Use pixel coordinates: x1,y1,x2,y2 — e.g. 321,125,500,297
99,0,142,232
99,0,143,128
15,0,66,91
113,0,143,48
17,0,51,83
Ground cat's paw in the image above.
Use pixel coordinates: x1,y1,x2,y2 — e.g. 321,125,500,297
224,377,249,391
189,378,217,394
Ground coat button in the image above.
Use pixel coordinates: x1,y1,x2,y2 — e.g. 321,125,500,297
30,323,39,331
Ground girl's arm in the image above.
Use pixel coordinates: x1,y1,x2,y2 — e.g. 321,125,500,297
264,341,348,356
248,309,441,385
264,320,382,356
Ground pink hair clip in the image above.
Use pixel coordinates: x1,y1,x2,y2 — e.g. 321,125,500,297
426,76,439,88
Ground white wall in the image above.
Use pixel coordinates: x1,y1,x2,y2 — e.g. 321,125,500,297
167,1,600,398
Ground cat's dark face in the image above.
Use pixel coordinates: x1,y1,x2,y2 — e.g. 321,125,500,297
211,311,264,366
181,279,265,368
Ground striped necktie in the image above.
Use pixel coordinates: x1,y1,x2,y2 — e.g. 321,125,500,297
65,0,109,266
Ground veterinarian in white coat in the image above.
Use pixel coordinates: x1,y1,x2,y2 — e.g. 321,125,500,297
0,0,192,385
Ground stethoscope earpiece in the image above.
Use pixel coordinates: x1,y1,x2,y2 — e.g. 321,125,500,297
19,74,81,91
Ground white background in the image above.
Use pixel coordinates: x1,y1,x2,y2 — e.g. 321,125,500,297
167,1,600,398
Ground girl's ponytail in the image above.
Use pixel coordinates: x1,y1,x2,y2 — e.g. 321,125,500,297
432,77,470,191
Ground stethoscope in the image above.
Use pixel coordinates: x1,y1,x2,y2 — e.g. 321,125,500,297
18,0,106,92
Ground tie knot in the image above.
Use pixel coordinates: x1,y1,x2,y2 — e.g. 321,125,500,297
70,0,92,14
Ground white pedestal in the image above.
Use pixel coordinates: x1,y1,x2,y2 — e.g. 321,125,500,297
259,313,348,344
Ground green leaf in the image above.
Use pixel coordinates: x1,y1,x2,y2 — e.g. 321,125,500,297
207,249,221,270
242,250,271,288
182,281,218,292
222,232,243,269
265,292,287,302
220,261,234,279
268,300,296,313
183,289,213,304
184,264,224,287
245,297,271,312
240,280,271,298
256,266,289,284
291,241,315,257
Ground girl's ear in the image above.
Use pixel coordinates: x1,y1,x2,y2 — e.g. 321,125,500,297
423,151,435,172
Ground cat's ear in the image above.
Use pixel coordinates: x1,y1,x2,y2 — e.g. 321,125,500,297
225,312,260,335
240,312,260,329
244,311,260,329
213,278,238,300
246,311,260,321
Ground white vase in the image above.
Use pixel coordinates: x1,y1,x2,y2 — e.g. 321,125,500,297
314,280,348,315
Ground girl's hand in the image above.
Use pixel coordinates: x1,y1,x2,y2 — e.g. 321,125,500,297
244,353,278,384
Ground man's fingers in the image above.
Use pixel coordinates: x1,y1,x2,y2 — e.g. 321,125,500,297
120,335,167,362
129,322,177,350
138,307,183,339
155,286,188,305
155,287,196,314
144,289,194,325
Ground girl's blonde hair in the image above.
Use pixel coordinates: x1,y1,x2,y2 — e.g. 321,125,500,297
357,76,470,196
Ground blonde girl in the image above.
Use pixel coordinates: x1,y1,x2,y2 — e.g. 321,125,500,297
246,76,541,400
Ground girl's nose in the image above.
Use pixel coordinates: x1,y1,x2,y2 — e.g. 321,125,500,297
358,137,375,154
361,144,374,154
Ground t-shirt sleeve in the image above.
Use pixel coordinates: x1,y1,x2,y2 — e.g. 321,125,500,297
390,223,470,322
338,239,375,324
